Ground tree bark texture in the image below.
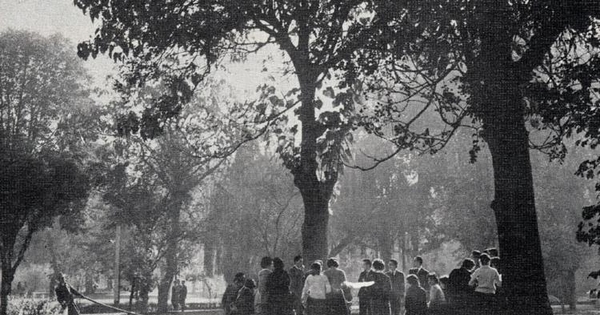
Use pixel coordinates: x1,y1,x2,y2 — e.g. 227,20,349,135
473,2,553,314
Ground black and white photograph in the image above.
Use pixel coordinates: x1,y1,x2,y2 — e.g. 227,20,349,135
1,1,600,315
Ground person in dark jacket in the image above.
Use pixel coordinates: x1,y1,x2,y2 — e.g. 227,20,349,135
55,273,82,315
370,259,391,315
233,279,257,315
408,256,430,292
323,258,349,315
172,279,181,310
404,275,427,315
223,273,246,315
447,258,475,310
358,259,373,315
385,259,405,315
266,257,292,315
289,255,305,315
179,280,188,311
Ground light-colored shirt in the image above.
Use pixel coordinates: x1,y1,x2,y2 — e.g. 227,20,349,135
469,265,501,294
302,274,331,300
428,284,446,308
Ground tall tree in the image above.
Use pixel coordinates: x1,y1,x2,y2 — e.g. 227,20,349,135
0,30,94,315
342,1,600,314
73,0,407,263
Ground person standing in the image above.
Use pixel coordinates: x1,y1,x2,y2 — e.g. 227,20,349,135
267,257,293,315
172,279,181,310
370,259,391,315
323,258,349,315
408,256,430,292
447,258,475,309
404,275,427,315
55,273,82,315
358,259,373,315
302,262,331,315
256,257,274,315
233,279,257,315
289,255,305,315
385,259,405,315
223,273,246,315
427,274,446,314
469,254,501,314
179,280,188,312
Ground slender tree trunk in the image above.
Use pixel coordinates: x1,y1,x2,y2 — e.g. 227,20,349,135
566,269,576,310
203,242,215,278
157,206,181,313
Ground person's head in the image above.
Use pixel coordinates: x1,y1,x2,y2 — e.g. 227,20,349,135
294,255,303,267
173,279,180,285
310,262,322,275
479,253,491,266
413,256,423,268
244,279,256,289
273,257,285,270
486,248,499,257
57,273,66,284
362,259,372,272
490,256,500,269
461,258,475,271
406,274,420,287
181,280,186,286
439,276,449,290
326,258,339,269
427,273,439,286
388,259,398,271
233,272,246,286
372,259,385,271
260,256,273,270
472,250,481,260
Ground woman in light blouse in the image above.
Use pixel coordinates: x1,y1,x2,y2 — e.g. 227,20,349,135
302,262,331,315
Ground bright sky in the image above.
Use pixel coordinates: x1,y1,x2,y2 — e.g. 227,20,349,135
0,0,298,95
0,0,117,87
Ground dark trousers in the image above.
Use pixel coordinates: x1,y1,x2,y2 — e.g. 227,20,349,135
291,294,303,315
390,295,402,315
359,298,371,315
473,292,496,314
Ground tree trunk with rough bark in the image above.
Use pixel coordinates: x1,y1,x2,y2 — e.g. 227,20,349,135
292,57,337,264
473,2,553,314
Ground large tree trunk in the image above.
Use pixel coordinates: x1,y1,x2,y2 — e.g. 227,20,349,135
299,191,331,264
474,2,552,314
292,59,337,264
484,110,551,315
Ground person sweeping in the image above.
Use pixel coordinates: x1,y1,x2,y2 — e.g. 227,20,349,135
55,273,82,315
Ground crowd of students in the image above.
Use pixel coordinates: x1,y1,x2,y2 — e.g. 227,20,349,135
221,248,502,315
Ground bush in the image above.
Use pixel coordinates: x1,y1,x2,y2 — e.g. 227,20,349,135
7,299,61,315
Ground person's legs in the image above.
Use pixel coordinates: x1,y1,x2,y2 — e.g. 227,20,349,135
389,296,400,315
359,299,370,315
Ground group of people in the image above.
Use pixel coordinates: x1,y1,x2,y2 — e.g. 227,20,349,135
171,279,188,311
222,248,502,315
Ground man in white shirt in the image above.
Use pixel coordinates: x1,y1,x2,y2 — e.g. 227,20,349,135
469,253,501,313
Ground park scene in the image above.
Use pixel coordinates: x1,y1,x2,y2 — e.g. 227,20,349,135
3,1,600,315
